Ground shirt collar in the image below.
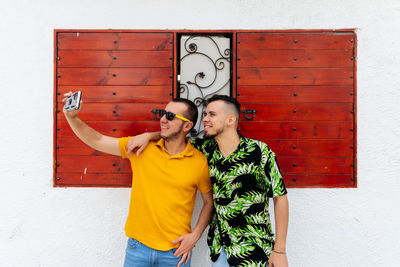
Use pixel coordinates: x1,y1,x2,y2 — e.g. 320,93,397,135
155,138,194,158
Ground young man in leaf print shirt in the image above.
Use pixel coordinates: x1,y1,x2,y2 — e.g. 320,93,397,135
128,95,289,267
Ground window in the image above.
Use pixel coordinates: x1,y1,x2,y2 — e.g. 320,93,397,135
54,29,356,188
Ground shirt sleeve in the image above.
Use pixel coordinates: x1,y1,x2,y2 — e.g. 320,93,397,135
197,155,212,194
262,144,287,198
118,136,133,159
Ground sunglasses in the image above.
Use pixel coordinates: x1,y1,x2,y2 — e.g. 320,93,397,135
159,109,191,122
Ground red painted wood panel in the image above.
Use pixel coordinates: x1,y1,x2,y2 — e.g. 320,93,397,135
57,68,172,86
237,32,355,50
238,50,353,68
283,174,354,188
58,51,172,68
237,68,353,86
240,103,353,121
58,32,173,50
57,155,131,173
57,103,165,121
57,86,171,103
55,31,174,187
278,156,353,174
238,121,354,139
238,85,353,103
57,121,160,138
262,139,353,157
55,173,132,187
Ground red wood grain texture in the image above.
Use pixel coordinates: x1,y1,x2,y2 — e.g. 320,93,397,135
238,50,353,68
240,103,353,121
57,137,150,156
238,85,353,103
277,156,353,174
57,86,171,103
238,121,354,139
57,51,172,68
57,68,172,86
56,103,166,121
283,174,354,188
237,32,355,50
237,67,353,86
261,139,354,157
58,32,173,50
55,173,132,187
56,155,352,175
57,155,131,173
57,121,160,138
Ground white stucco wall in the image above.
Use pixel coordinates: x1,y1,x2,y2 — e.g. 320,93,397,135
1,0,400,266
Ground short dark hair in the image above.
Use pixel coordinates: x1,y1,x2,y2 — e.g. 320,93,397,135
206,95,241,117
172,98,198,127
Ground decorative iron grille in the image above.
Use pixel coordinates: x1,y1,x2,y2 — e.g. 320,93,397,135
178,35,232,136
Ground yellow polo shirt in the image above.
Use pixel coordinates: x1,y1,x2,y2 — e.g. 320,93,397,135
118,137,211,251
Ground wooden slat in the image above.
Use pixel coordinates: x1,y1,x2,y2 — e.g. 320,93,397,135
57,137,105,156
237,33,355,50
283,174,354,188
57,68,172,86
58,51,172,68
57,86,171,103
58,32,173,50
238,50,353,68
57,121,160,137
237,68,353,86
261,139,353,157
57,137,160,156
56,103,165,121
278,157,353,174
238,85,353,103
238,121,354,139
240,103,353,121
57,155,131,173
55,173,132,187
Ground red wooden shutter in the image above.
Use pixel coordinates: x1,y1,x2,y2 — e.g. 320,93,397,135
54,31,173,187
237,31,356,187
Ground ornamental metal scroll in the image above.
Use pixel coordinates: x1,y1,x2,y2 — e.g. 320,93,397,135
178,35,232,137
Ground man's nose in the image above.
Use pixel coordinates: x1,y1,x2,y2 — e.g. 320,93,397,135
160,114,168,122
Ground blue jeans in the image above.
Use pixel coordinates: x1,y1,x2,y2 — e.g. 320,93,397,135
123,238,191,267
212,247,233,267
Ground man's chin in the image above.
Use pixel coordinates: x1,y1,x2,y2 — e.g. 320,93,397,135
203,132,216,140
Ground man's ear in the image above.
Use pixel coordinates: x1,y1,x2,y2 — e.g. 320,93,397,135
183,121,194,134
227,114,236,127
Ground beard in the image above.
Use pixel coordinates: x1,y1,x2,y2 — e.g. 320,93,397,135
161,122,185,142
203,126,224,140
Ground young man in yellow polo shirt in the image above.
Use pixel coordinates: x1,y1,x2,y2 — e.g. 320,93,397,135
63,94,213,267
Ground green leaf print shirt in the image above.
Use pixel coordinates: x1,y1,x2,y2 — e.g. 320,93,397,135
190,135,287,267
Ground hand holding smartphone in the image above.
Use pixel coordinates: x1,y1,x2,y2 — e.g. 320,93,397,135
64,91,82,111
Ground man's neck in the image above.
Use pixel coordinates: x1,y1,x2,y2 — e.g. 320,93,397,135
164,137,187,156
215,130,240,158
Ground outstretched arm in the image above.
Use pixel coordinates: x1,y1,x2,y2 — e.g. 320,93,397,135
269,194,289,267
63,92,120,156
172,190,213,267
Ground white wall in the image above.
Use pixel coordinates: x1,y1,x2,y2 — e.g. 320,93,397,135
1,0,400,266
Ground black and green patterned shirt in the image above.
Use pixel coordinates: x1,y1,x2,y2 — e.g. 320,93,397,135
190,135,287,267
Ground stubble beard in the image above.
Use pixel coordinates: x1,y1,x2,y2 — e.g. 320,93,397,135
161,122,185,142
203,126,224,140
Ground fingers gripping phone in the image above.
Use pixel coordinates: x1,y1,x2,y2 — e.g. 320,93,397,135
64,91,82,111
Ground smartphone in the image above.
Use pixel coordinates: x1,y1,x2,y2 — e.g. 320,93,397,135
64,91,82,111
